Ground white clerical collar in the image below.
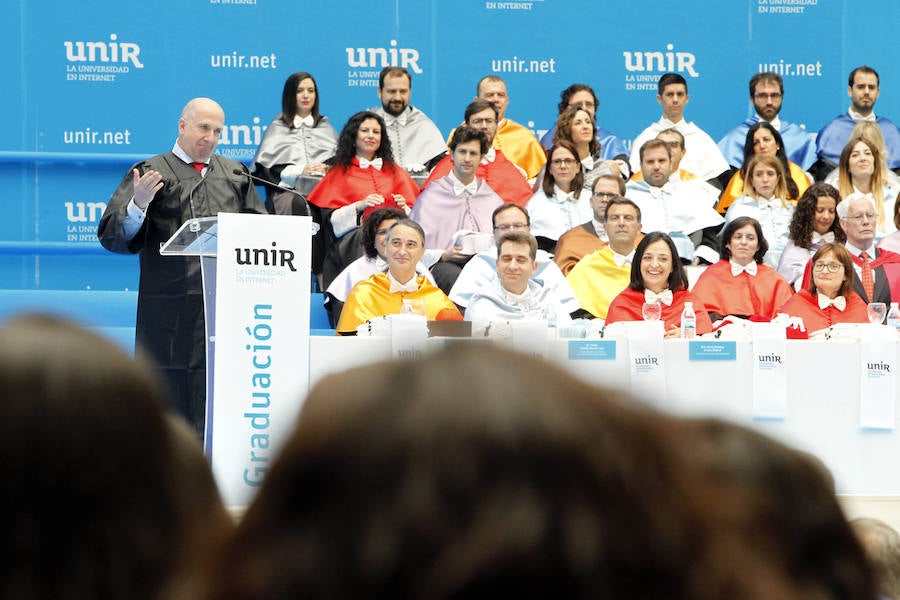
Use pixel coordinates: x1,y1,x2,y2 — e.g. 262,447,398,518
502,284,532,304
849,106,877,122
383,107,411,127
644,288,673,306
553,185,577,203
387,271,419,293
756,195,782,209
481,147,496,164
811,231,835,245
293,114,314,128
730,260,758,277
612,249,634,267
818,293,846,311
357,156,383,170
448,170,478,196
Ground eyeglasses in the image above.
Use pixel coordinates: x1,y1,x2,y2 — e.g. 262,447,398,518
592,191,616,200
568,102,596,110
753,93,783,101
845,212,875,222
469,117,496,126
660,141,682,149
494,223,529,232
551,158,577,167
813,262,843,273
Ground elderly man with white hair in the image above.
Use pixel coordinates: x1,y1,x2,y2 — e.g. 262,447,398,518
837,191,900,304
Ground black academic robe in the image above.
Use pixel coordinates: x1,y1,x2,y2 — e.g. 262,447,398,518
98,152,266,434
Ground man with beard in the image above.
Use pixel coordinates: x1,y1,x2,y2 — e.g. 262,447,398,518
718,72,817,171
814,66,900,180
370,66,447,172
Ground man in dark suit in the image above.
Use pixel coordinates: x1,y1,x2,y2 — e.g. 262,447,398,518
838,192,900,304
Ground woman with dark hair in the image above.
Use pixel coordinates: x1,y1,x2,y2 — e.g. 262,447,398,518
723,153,795,268
692,216,793,323
835,136,899,238
533,106,619,192
250,71,338,213
717,121,811,213
779,242,868,331
605,231,713,336
777,182,846,288
525,140,592,253
0,314,229,599
307,111,420,288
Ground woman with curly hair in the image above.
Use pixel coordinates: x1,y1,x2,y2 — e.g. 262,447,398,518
307,111,420,288
777,182,845,288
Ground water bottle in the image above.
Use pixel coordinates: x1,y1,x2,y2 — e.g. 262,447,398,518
681,301,696,339
888,302,900,332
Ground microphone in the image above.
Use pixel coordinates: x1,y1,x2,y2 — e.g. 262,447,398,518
232,168,311,217
186,175,205,233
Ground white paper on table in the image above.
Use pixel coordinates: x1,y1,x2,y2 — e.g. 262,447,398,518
509,320,550,360
751,322,787,420
625,321,666,403
390,314,428,360
859,337,896,430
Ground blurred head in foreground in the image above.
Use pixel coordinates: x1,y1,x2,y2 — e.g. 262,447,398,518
0,314,228,599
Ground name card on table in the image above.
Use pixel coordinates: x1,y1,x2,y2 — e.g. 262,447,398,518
859,328,897,429
390,314,429,360
688,341,737,361
509,320,550,360
752,323,787,420
568,340,617,360
625,321,666,402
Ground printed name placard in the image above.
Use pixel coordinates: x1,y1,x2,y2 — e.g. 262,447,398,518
568,340,616,360
688,341,737,361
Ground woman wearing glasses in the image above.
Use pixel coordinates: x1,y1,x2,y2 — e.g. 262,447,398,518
525,141,592,254
779,242,868,332
533,106,623,192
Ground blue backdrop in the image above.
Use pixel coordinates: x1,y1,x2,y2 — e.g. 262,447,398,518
2,0,898,290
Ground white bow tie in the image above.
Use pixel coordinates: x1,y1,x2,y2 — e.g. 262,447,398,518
481,148,496,164
385,112,409,127
294,115,314,128
812,231,835,245
613,251,633,267
453,180,478,196
644,289,673,306
818,293,846,311
730,261,758,277
581,155,594,171
358,157,383,170
389,278,419,293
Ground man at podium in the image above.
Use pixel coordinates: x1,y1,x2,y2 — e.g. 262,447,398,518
97,97,266,436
